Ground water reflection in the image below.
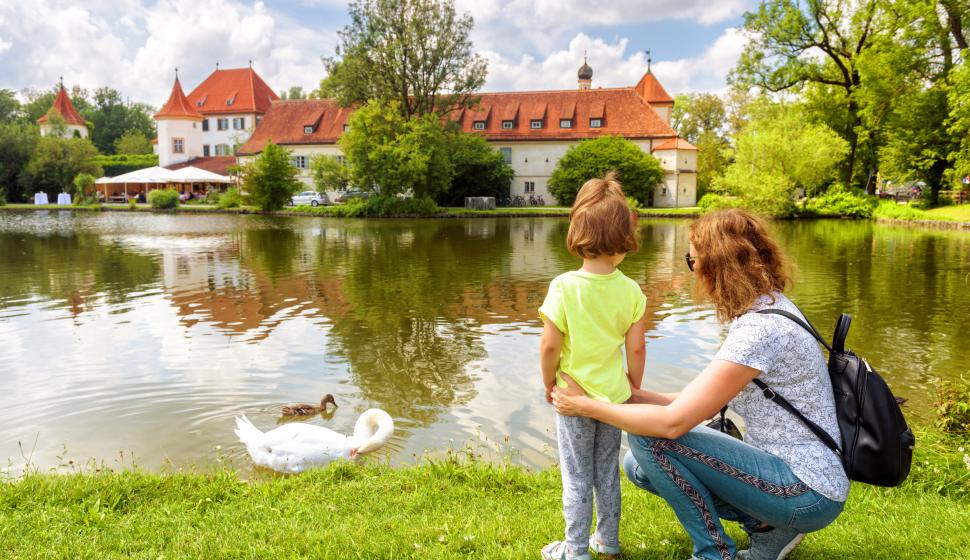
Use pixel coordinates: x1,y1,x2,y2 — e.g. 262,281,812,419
0,211,967,473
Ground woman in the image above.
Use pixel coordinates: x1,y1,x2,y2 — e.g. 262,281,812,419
552,209,848,560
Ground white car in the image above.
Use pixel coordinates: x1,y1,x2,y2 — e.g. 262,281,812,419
290,191,330,207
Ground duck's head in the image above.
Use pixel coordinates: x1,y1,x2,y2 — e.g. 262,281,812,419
321,394,337,408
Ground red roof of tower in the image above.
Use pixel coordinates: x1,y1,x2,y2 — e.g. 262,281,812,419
652,138,697,151
37,86,86,126
155,77,204,120
186,67,279,115
634,71,674,104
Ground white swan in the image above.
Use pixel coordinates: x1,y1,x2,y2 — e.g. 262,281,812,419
234,409,394,474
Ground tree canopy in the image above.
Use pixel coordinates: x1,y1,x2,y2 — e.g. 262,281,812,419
242,141,302,211
435,132,513,207
547,136,664,206
21,136,101,199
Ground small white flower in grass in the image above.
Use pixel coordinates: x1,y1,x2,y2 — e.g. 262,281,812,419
464,534,475,542
660,539,670,546
959,446,965,453
963,454,970,472
438,535,447,543
413,543,422,549
637,542,647,550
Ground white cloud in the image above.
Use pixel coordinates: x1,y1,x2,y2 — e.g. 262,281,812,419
481,27,748,95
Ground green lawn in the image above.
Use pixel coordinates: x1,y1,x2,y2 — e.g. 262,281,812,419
925,204,970,222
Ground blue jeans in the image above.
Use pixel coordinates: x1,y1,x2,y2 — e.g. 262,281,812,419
624,426,844,560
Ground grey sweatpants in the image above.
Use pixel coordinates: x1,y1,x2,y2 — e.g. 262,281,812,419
556,412,623,555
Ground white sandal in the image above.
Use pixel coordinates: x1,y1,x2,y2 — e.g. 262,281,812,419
588,536,621,558
541,541,592,560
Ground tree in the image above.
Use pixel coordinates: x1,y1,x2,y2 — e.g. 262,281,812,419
86,87,155,154
947,59,970,189
671,93,727,142
0,89,19,123
113,129,153,154
21,136,101,199
72,172,96,204
694,130,731,199
547,136,664,206
436,132,513,207
0,122,39,202
321,0,487,117
241,141,302,211
310,154,352,192
339,100,453,198
280,86,306,100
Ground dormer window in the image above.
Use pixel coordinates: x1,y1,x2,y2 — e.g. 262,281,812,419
560,119,572,128
473,121,486,130
530,119,543,129
226,91,238,106
304,125,314,134
502,120,514,129
196,95,207,108
590,118,602,128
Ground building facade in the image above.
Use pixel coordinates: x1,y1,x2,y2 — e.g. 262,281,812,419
237,62,698,207
37,84,89,139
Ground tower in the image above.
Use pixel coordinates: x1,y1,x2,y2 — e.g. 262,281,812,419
37,80,88,138
154,72,204,167
577,55,593,90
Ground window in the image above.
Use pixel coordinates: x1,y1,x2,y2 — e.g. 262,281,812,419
499,147,512,164
530,119,543,129
196,95,207,107
473,121,486,130
292,155,308,169
203,145,210,157
559,119,572,128
524,181,535,193
233,117,245,130
502,120,514,129
590,118,602,128
214,144,231,156
304,125,314,134
202,119,209,132
334,155,346,165
172,138,184,154
217,118,229,131
342,124,350,132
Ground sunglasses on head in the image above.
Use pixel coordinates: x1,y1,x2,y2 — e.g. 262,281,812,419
684,252,696,272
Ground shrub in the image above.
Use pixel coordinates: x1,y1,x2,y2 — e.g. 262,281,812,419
800,186,877,218
697,193,744,212
872,200,933,221
310,154,352,193
935,377,970,436
241,141,302,211
128,197,137,209
218,187,243,209
148,189,180,209
91,154,158,177
72,173,97,205
548,136,664,206
435,132,513,207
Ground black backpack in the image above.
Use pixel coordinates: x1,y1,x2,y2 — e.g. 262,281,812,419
754,309,915,487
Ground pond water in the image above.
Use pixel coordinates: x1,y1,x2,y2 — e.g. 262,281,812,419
0,211,968,472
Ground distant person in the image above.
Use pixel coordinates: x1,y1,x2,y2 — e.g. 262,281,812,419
553,209,848,560
538,171,646,560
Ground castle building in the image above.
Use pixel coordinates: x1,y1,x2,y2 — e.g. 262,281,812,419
154,66,278,173
37,83,89,139
236,60,697,207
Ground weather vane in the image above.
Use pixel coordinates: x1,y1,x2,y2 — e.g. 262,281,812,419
645,50,651,72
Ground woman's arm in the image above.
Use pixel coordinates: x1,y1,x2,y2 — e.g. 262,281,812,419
628,387,677,405
539,318,563,403
624,316,646,390
552,359,759,439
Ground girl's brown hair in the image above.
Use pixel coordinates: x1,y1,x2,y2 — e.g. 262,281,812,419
689,209,790,322
566,171,638,258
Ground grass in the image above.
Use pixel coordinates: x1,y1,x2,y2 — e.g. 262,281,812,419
925,204,970,222
1,429,967,559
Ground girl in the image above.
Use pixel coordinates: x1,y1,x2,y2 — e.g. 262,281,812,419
538,172,646,560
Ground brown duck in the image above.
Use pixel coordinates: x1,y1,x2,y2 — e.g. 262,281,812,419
282,394,337,416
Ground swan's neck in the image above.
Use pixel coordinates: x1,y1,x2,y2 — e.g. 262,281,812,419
352,409,394,455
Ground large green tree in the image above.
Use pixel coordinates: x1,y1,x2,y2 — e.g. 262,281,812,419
241,141,302,211
0,89,19,123
320,0,487,117
309,154,352,192
86,87,155,154
0,122,39,202
113,129,153,155
671,93,731,197
547,136,664,206
339,101,453,198
21,136,101,199
436,132,513,207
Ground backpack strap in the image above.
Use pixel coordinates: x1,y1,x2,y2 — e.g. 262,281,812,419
751,378,843,458
756,309,833,353
832,314,852,354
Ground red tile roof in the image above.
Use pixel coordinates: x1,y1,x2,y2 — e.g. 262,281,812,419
635,71,674,104
155,78,204,120
186,67,279,115
652,138,697,151
37,86,86,126
238,99,354,154
165,156,237,176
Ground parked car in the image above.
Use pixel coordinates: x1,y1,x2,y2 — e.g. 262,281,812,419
290,191,330,207
335,190,371,203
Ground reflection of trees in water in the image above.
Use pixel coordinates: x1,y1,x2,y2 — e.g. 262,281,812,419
0,232,158,314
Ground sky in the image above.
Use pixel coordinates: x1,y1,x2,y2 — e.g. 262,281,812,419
0,0,755,108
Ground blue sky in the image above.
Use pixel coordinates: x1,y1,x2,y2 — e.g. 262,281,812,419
0,0,754,106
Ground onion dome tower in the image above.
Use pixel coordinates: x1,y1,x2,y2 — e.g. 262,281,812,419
578,55,593,90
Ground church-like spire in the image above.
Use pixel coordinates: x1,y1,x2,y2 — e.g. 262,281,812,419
578,52,593,90
154,72,204,120
37,81,86,126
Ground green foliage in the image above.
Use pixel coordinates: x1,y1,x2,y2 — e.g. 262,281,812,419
309,155,351,193
85,87,156,154
147,189,179,210
698,193,744,212
436,132,513,206
872,200,933,221
948,59,970,189
340,101,453,198
547,136,664,206
113,130,153,155
91,154,158,177
321,0,487,117
293,195,439,217
694,130,731,199
671,93,727,142
127,197,138,209
936,377,970,436
72,173,97,204
217,187,244,209
800,186,878,218
0,122,39,202
0,88,20,123
241,142,302,211
21,136,101,199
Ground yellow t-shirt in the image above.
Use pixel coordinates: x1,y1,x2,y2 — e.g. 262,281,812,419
538,269,647,404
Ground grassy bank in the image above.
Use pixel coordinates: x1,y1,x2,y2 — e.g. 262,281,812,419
2,428,967,559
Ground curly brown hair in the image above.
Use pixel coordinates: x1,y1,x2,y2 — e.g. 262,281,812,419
689,209,791,322
566,171,639,258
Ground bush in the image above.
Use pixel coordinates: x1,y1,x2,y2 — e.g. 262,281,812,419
310,155,352,193
698,193,745,212
72,173,97,205
218,187,243,209
435,132,513,207
548,136,664,206
241,141,302,211
148,189,180,209
935,377,970,436
92,154,158,177
128,197,137,209
800,186,877,218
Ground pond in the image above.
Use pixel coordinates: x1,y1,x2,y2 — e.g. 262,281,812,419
0,211,968,472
